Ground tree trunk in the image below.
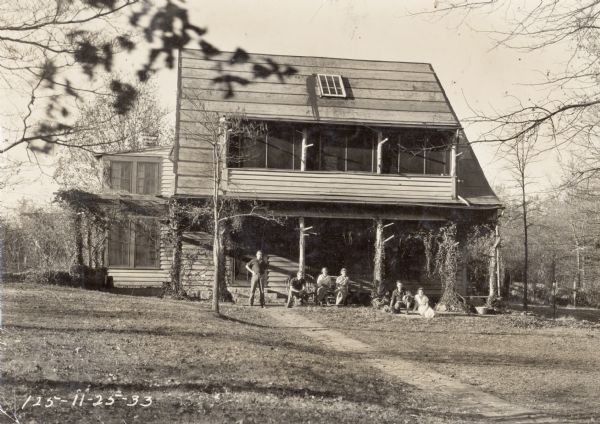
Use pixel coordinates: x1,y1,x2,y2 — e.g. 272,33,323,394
487,253,497,306
487,232,501,307
169,200,183,296
100,227,106,267
435,224,466,312
212,221,220,314
74,212,84,267
93,224,100,268
217,223,228,301
373,218,384,291
574,244,581,307
87,219,93,267
521,185,529,312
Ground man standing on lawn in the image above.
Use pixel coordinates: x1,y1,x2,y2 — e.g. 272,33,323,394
246,250,268,307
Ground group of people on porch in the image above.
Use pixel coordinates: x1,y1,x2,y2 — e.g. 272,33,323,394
244,250,434,317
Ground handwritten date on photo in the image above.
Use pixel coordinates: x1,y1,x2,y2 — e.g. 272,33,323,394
22,393,152,409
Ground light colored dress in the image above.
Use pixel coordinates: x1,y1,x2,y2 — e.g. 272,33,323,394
414,294,435,318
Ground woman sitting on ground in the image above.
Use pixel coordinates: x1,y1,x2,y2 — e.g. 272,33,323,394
413,287,436,318
335,268,350,306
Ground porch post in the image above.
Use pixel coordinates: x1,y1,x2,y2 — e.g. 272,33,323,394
373,218,384,287
376,131,387,174
300,128,311,172
299,127,309,272
450,129,459,199
495,224,501,297
299,217,306,273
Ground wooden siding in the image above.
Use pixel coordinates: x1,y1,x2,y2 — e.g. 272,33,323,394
176,119,214,196
161,156,175,196
266,255,297,289
224,169,455,205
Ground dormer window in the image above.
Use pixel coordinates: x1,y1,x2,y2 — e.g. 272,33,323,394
317,74,346,98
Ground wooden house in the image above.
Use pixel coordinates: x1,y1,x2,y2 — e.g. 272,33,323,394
96,49,501,301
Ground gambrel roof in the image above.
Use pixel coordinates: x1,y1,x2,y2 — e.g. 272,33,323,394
178,49,460,128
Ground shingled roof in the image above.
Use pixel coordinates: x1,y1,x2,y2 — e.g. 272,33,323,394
178,50,460,128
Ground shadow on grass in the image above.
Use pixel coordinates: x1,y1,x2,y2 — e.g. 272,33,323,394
2,322,334,356
217,313,272,328
2,375,576,423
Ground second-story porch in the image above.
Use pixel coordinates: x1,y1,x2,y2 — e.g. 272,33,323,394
222,121,459,205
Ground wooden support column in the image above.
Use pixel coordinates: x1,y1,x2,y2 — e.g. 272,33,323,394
299,217,306,273
300,128,311,172
373,218,384,287
376,131,388,174
450,129,459,199
298,127,310,272
374,128,391,287
495,225,501,297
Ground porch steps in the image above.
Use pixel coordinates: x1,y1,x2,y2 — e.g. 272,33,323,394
228,285,289,304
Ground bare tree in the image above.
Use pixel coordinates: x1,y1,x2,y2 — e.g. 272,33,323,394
501,129,541,311
0,1,295,157
179,95,281,314
418,1,600,156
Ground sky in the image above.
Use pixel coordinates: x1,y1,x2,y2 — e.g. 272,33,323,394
0,0,573,213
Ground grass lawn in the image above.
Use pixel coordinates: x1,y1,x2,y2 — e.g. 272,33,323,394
294,306,600,422
1,283,477,424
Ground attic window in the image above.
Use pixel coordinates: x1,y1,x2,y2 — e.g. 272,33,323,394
317,74,346,98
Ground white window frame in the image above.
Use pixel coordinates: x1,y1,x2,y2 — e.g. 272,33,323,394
317,74,347,98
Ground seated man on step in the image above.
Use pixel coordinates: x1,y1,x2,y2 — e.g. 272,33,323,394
315,267,334,306
287,271,307,308
389,280,412,314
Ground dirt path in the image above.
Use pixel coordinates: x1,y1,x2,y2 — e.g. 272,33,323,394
265,307,560,424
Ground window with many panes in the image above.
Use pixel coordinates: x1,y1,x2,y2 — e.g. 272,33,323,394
108,219,160,268
107,159,160,194
228,122,450,175
228,123,375,173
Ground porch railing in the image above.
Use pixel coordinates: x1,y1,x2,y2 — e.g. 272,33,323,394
224,168,455,204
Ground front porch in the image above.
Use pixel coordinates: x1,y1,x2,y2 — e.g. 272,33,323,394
226,212,466,303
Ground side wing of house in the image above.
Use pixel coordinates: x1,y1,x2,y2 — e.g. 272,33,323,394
99,147,174,288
